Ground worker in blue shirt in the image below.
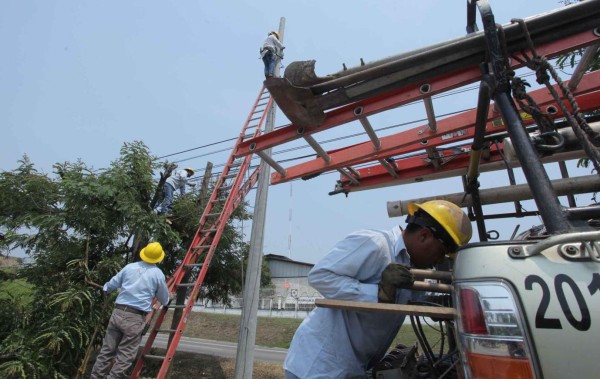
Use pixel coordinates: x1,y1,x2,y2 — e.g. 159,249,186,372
156,167,195,216
283,200,472,379
90,242,171,379
260,31,284,78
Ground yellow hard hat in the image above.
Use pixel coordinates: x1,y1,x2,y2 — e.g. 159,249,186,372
408,200,472,248
270,31,280,40
140,242,165,264
184,167,195,176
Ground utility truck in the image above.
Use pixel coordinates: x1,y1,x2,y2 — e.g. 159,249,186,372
236,0,600,377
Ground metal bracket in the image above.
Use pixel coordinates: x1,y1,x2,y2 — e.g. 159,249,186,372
508,231,600,259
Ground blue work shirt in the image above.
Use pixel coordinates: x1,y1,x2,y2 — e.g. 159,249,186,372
166,170,190,195
103,261,170,313
284,227,423,378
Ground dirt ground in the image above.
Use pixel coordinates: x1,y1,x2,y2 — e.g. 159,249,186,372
158,352,284,379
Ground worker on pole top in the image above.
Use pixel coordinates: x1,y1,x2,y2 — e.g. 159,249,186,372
260,30,284,78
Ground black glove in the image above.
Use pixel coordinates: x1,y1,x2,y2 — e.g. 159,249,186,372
378,264,414,303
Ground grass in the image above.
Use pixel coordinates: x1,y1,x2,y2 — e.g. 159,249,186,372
0,256,33,304
142,311,448,379
161,311,302,348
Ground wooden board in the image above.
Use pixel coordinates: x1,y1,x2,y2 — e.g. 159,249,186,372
315,299,456,319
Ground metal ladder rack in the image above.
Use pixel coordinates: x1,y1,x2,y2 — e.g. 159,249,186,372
129,85,273,379
232,9,600,191
231,0,600,240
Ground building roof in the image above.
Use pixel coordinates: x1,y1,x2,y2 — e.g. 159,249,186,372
264,253,314,267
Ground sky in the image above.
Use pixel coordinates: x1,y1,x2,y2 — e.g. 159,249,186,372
1,0,592,265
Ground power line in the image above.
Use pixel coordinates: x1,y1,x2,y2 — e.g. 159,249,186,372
157,137,238,159
166,61,566,181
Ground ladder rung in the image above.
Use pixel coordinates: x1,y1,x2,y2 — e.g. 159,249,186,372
242,134,254,139
156,329,177,334
203,229,217,233
144,354,165,360
169,304,187,309
256,151,286,177
184,263,203,268
304,135,331,164
229,162,241,168
177,283,195,287
192,245,211,250
338,168,360,185
206,212,221,217
247,124,259,128
378,159,399,178
347,167,361,177
223,173,237,179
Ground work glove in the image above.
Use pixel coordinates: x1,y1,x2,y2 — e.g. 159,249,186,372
378,264,415,303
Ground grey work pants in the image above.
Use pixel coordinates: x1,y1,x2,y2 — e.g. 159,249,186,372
90,308,145,379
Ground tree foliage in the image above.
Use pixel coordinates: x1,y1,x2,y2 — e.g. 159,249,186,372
0,141,269,378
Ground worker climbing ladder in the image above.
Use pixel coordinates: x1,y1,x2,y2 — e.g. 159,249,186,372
129,85,273,379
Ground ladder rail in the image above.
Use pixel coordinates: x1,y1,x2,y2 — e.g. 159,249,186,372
270,73,600,185
164,87,272,290
154,166,262,378
333,89,600,193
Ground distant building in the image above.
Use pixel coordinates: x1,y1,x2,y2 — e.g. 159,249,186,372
197,254,323,317
264,254,322,311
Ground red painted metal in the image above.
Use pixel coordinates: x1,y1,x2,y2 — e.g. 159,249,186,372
234,30,600,158
343,143,506,188
335,91,600,192
129,86,272,379
269,72,600,185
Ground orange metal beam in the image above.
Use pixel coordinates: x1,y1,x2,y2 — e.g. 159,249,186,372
269,73,600,185
334,90,600,192
341,144,504,190
234,30,600,158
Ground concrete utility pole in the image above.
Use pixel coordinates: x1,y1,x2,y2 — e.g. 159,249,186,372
234,17,285,379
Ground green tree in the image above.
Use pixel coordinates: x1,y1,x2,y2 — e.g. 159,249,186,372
0,142,269,378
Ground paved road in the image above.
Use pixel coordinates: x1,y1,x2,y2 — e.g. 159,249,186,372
142,335,288,363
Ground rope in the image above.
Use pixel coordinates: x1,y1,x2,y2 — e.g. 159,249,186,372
510,18,600,175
